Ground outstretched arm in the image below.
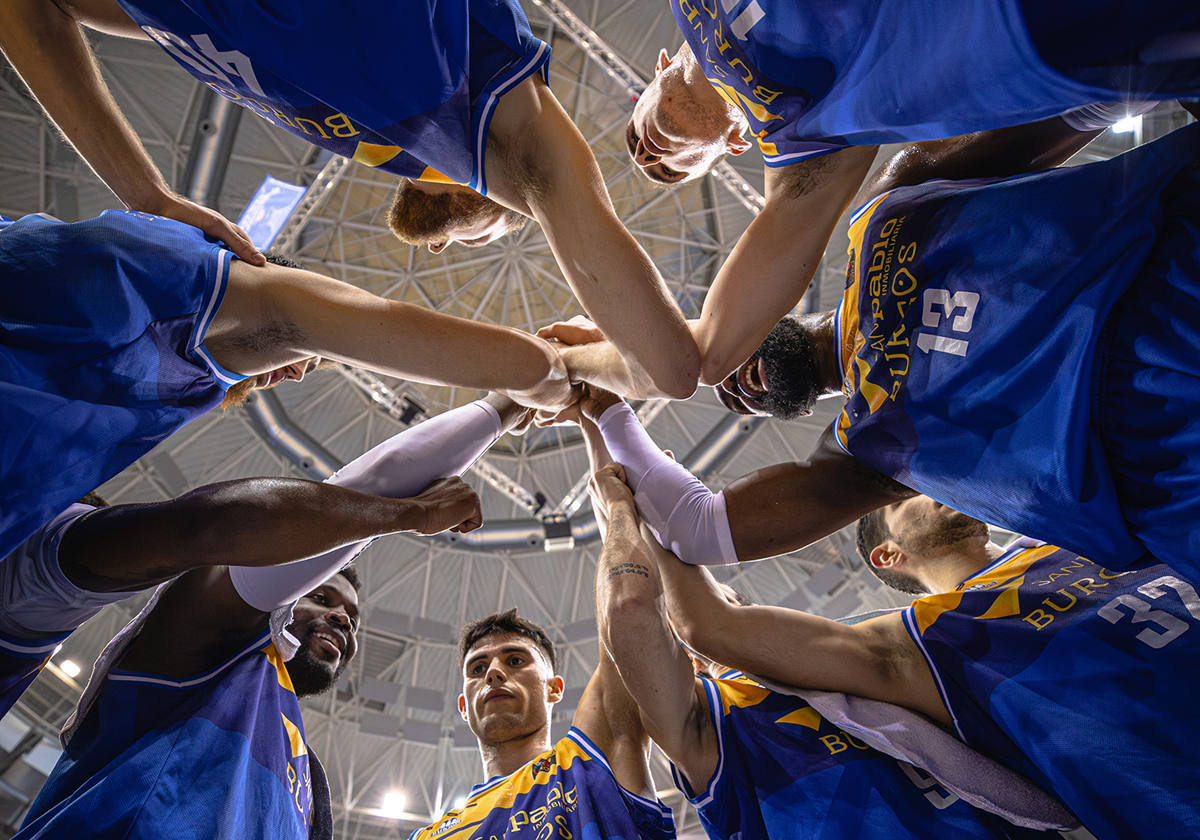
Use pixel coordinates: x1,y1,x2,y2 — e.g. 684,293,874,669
58,476,480,595
484,76,700,400
213,260,571,410
854,114,1107,206
0,0,262,263
644,533,947,726
592,465,717,792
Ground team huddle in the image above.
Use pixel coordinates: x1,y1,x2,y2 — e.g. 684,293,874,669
2,0,1199,838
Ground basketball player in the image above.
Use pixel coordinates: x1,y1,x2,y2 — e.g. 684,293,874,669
572,122,1200,583
410,468,674,840
638,492,1200,840
12,394,531,838
612,0,1200,387
0,210,569,559
578,416,1072,838
0,0,700,400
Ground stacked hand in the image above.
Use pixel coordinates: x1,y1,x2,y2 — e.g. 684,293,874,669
407,477,483,534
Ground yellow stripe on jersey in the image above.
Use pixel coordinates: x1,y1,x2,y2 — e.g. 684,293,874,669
416,166,462,185
755,129,778,157
775,706,823,731
714,676,773,717
416,738,595,840
264,644,298,696
911,546,1058,634
280,712,308,758
705,76,783,125
352,141,404,167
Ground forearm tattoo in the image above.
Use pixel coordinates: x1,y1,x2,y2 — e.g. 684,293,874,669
607,562,650,579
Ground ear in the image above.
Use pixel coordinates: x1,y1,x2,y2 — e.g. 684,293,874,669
726,128,753,156
457,693,468,721
546,675,565,704
656,48,672,74
869,541,905,571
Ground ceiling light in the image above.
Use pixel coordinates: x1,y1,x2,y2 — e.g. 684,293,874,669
60,660,81,678
380,790,406,819
1112,115,1142,134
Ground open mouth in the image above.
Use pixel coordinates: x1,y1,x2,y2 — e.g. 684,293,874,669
311,627,346,657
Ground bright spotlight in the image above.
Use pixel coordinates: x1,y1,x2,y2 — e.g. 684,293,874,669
1112,115,1142,134
380,790,407,819
453,795,467,810
60,660,81,678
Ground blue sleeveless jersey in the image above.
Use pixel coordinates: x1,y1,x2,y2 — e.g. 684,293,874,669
673,673,1053,840
115,0,551,193
832,123,1200,567
19,632,316,839
0,629,68,722
0,211,243,561
410,728,674,840
671,0,1200,166
905,546,1200,840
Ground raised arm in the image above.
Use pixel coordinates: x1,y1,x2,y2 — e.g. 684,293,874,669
212,260,571,410
484,76,700,400
644,533,947,726
0,0,262,263
592,465,717,792
690,146,878,386
854,114,1107,206
58,476,480,595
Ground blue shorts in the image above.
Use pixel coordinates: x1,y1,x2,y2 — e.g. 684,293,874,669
1102,158,1200,578
0,211,242,559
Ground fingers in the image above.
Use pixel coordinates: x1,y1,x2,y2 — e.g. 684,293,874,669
211,216,265,266
535,317,604,346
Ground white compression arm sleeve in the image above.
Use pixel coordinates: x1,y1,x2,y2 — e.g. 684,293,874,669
229,400,502,610
596,401,737,566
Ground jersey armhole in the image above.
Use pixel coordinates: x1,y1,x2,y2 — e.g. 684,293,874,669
672,676,728,812
901,608,966,741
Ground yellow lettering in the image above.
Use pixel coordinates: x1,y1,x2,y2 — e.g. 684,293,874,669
565,786,577,805
1022,609,1055,630
897,241,917,264
510,810,529,832
843,731,870,750
530,807,547,824
679,0,700,25
728,58,753,84
699,0,718,18
1069,577,1108,595
555,815,573,839
325,112,358,138
1098,568,1136,580
892,267,918,297
752,85,782,105
267,105,297,129
1042,589,1078,612
821,734,848,754
294,117,329,138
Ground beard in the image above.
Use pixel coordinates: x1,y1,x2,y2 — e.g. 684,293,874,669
285,624,350,698
906,512,989,557
754,316,821,420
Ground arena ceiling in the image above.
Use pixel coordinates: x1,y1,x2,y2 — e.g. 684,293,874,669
0,3,1189,837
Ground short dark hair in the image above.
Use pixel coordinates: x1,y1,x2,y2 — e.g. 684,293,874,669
78,491,110,508
387,180,526,246
458,608,557,672
337,562,361,592
263,251,302,269
854,511,925,595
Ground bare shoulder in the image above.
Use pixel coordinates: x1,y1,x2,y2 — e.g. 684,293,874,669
813,427,916,504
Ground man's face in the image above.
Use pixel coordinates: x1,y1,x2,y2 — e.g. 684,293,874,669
627,48,733,185
458,633,562,745
221,356,320,409
284,574,360,698
715,316,823,420
882,497,989,557
389,180,520,253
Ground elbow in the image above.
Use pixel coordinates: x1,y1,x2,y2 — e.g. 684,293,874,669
670,607,721,661
697,351,737,388
645,341,700,401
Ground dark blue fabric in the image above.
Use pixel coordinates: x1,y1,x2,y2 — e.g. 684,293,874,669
0,211,236,560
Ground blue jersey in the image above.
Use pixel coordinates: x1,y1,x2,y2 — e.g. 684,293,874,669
19,632,316,839
0,211,243,560
673,673,1054,840
410,728,674,840
671,0,1200,166
905,545,1200,840
832,123,1200,567
115,0,551,193
0,629,68,722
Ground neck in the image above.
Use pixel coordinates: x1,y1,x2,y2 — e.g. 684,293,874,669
917,540,1005,594
809,311,842,394
679,43,747,135
478,726,552,781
